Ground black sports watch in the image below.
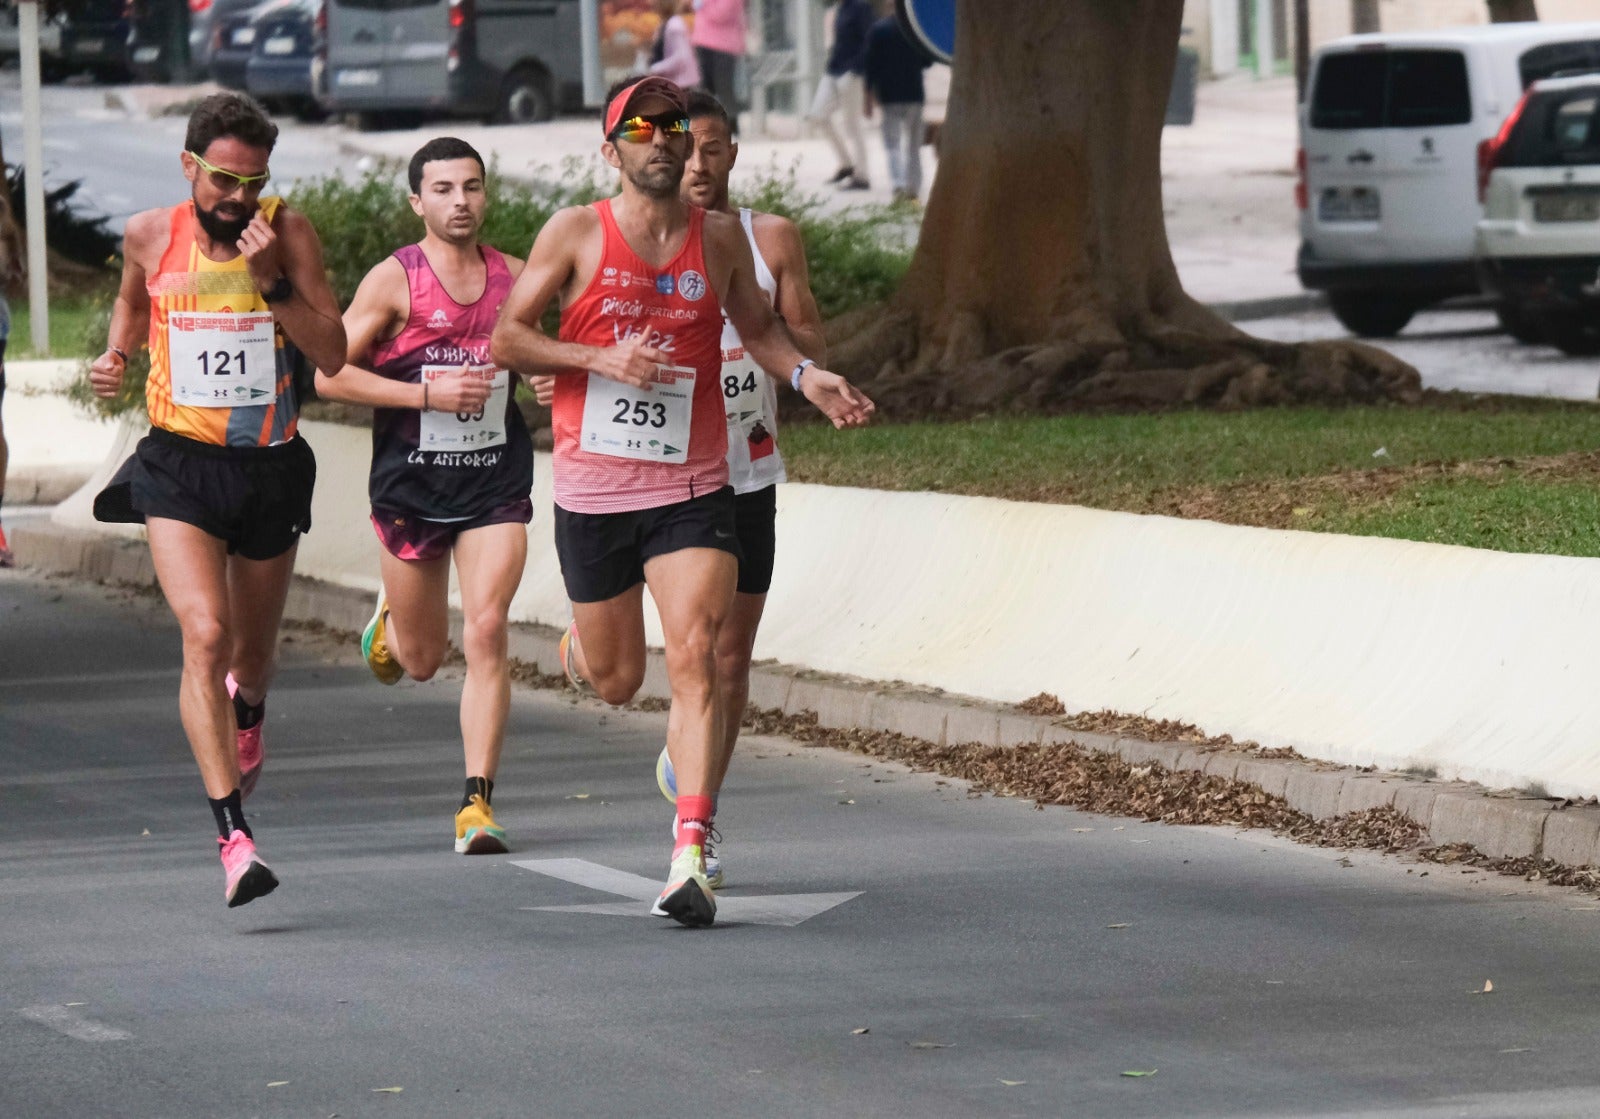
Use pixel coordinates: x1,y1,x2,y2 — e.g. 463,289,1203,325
261,275,294,304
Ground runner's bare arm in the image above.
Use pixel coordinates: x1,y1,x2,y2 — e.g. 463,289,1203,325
755,215,827,366
88,210,158,399
715,216,874,429
239,207,347,376
490,207,666,388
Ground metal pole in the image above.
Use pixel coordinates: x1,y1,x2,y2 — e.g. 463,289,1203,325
1255,0,1275,79
18,0,48,356
579,0,603,107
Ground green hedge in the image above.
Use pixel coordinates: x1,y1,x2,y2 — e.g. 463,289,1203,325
72,160,913,418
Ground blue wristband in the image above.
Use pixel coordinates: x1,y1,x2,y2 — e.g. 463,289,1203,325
791,358,815,391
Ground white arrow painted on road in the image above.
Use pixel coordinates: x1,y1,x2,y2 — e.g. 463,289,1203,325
511,858,861,927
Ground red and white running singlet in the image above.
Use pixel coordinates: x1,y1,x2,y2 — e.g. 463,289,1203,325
551,199,726,514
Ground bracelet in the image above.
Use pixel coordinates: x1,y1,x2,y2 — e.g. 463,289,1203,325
790,358,815,392
422,381,430,412
108,346,129,366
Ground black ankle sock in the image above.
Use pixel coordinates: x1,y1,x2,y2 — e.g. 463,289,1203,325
209,789,252,839
232,690,265,732
462,776,494,809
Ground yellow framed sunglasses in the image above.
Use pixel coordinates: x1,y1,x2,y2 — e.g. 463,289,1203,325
188,150,271,193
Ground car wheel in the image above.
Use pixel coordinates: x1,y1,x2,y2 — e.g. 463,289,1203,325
1495,302,1546,345
1545,314,1600,357
496,65,552,124
1328,293,1415,338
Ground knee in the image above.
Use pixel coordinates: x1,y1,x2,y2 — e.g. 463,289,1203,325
665,629,717,693
591,664,644,707
716,642,752,688
181,614,230,673
462,610,509,667
407,644,446,682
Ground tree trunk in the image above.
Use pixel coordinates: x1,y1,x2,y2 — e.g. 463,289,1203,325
1487,0,1538,21
1351,0,1381,34
827,0,1418,418
0,127,24,296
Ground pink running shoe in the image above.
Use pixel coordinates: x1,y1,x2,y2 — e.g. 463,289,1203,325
226,673,264,800
219,832,278,908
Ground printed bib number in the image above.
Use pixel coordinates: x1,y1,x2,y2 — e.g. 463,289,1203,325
419,364,507,451
580,364,695,463
167,311,277,408
722,357,767,430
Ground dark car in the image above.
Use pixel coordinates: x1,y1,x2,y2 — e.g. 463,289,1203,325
0,0,130,82
56,0,131,81
125,0,187,82
208,0,266,89
245,0,322,118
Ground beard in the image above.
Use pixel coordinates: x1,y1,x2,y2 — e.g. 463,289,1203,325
194,198,255,244
625,155,684,200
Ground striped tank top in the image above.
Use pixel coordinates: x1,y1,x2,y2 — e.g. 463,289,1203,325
144,196,298,447
551,200,726,515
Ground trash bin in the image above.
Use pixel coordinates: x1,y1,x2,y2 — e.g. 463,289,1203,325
1166,45,1198,127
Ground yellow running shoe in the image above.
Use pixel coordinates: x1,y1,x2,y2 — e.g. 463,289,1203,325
558,620,588,692
651,844,716,927
361,592,404,686
454,794,509,855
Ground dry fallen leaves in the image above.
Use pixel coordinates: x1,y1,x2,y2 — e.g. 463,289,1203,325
1478,980,1494,995
852,1028,870,1035
910,1041,953,1050
371,1087,403,1094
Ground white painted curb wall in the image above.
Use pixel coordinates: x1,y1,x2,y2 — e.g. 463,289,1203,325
31,410,1600,801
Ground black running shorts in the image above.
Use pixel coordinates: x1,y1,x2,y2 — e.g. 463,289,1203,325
94,427,316,561
732,485,777,596
554,486,741,604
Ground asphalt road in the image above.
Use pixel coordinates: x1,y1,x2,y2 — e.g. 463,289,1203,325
7,566,1600,1118
1249,306,1600,402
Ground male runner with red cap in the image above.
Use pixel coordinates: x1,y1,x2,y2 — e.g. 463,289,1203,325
491,75,873,927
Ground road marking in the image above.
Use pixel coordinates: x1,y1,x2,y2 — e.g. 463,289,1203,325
19,1005,130,1042
512,858,862,927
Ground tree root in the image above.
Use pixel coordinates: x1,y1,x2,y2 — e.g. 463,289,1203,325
814,302,1422,422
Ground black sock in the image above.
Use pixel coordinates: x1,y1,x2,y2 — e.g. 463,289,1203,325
232,689,265,732
209,790,252,839
462,776,493,809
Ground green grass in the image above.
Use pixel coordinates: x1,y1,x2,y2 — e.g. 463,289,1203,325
781,397,1600,557
8,298,99,359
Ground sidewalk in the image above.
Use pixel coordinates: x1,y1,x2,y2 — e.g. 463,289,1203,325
107,73,1313,317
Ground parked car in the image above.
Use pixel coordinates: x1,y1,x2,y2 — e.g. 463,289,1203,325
1297,22,1600,338
125,0,186,82
246,0,323,118
0,0,128,82
319,0,582,127
190,0,264,74
1476,72,1600,355
208,0,266,89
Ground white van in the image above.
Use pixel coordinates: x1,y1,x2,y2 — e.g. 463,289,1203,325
1297,22,1600,337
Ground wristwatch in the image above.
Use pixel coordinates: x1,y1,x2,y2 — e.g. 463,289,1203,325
261,275,294,304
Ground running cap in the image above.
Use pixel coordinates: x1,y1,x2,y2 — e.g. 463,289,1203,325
604,76,689,138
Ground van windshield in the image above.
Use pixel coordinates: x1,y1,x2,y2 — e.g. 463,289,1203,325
1311,49,1471,130
1503,86,1600,167
1519,40,1600,87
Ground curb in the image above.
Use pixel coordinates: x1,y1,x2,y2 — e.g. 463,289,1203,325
1211,291,1326,322
16,518,1598,870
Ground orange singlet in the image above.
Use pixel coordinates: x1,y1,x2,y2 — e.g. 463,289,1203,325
144,196,298,447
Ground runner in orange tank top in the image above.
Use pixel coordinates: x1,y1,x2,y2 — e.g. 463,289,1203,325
86,93,345,911
491,75,874,927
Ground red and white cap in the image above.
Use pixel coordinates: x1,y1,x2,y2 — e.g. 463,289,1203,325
603,76,689,137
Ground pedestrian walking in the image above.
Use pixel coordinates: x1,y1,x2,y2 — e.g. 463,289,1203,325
647,0,701,89
691,0,745,113
863,9,930,205
86,92,347,909
808,0,873,191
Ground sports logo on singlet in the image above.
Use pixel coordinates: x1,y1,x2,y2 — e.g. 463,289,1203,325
655,274,676,296
679,270,707,302
428,308,453,330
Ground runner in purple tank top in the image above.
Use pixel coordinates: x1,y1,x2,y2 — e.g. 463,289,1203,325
315,138,532,856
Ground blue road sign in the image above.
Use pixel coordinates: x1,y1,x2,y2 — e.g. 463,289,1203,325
897,0,954,65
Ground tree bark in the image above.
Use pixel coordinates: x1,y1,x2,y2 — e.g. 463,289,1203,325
1351,0,1381,34
1487,0,1539,21
827,0,1418,418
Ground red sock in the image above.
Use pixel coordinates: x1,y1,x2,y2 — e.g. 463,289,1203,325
675,795,714,856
